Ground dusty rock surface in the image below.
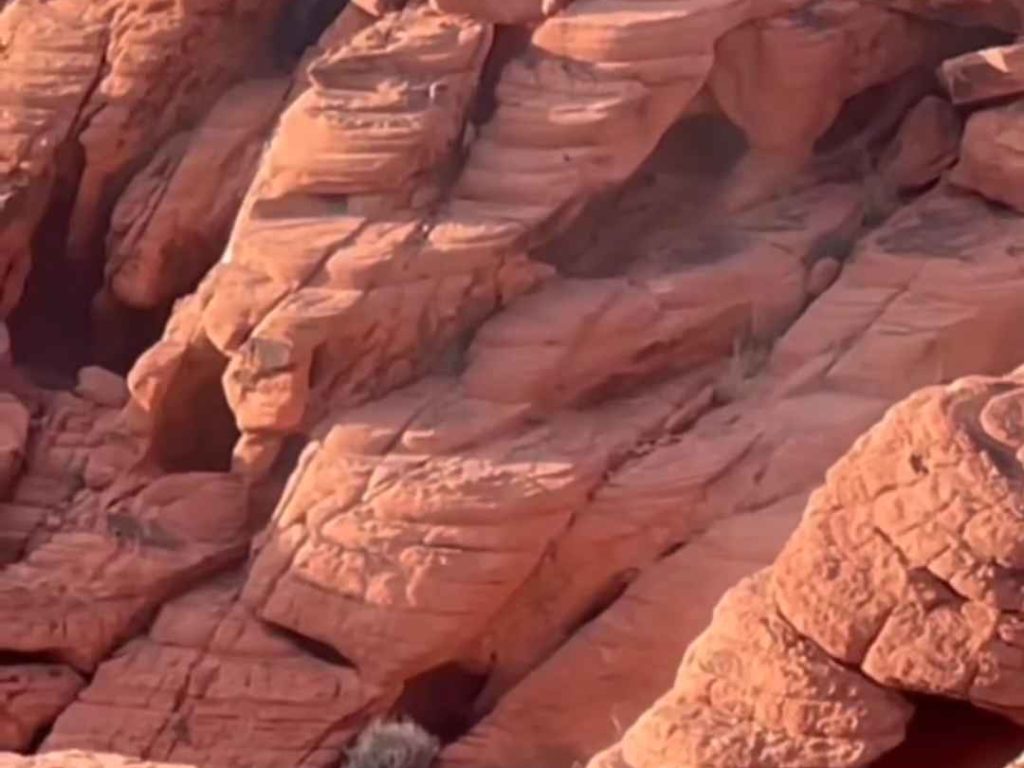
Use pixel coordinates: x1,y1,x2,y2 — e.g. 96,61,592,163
0,753,194,768
2,1,1024,768
43,574,396,768
586,371,1024,768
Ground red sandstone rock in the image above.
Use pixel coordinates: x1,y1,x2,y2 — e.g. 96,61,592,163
44,575,396,768
590,574,913,768
441,504,811,768
238,182,859,687
0,667,83,751
75,368,129,410
0,0,107,315
711,0,957,209
3,2,1024,767
430,0,565,23
0,0,285,318
104,79,291,312
581,369,1024,767
941,42,1024,105
352,0,404,15
129,0,813,480
0,394,29,495
880,0,1021,31
63,0,284,268
878,95,962,191
0,753,194,768
441,184,1024,768
0,392,107,564
0,472,252,670
950,101,1024,212
129,4,504,479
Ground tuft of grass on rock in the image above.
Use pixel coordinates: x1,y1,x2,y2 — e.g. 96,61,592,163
346,719,440,768
714,333,772,405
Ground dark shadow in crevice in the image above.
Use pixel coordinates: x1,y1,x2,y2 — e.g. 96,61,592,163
0,649,67,667
148,337,238,473
395,662,488,742
272,0,352,69
471,25,532,128
246,433,309,532
266,621,358,669
566,570,635,636
91,293,173,375
543,111,748,278
872,696,1024,767
10,140,91,389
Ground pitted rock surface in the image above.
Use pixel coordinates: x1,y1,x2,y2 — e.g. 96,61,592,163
585,372,1024,768
1,1,1024,768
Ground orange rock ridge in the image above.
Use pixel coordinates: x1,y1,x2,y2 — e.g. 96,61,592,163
1,0,1024,768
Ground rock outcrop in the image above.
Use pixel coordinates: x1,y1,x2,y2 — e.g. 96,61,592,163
104,78,290,313
44,575,395,768
3,1,1024,768
0,668,83,752
0,0,283,318
586,371,1024,767
440,179,1024,768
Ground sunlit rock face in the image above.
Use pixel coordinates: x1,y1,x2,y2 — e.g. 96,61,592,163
0,2,1023,768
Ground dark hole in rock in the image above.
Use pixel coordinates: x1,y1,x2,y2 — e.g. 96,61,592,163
396,662,488,742
547,111,748,278
872,696,1024,767
0,650,67,667
273,0,352,67
10,139,91,387
149,337,238,473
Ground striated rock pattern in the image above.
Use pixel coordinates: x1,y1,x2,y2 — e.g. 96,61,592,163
0,0,108,315
129,3,506,477
238,180,862,686
587,372,1024,767
129,0,878,480
44,575,396,768
62,0,284,268
0,471,256,671
0,0,284,317
941,42,1024,105
0,668,83,752
3,1,1024,768
103,78,291,314
440,179,1024,768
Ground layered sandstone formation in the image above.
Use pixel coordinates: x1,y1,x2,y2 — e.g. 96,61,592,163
2,0,1024,767
586,372,1024,768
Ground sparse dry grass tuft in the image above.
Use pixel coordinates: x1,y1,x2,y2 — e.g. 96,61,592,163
346,719,440,768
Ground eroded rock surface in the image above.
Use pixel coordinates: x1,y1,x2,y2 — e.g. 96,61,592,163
441,180,1024,768
0,0,284,317
2,1,1024,768
587,372,1024,767
44,575,396,768
0,668,83,752
103,78,291,314
238,180,862,686
0,752,195,768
